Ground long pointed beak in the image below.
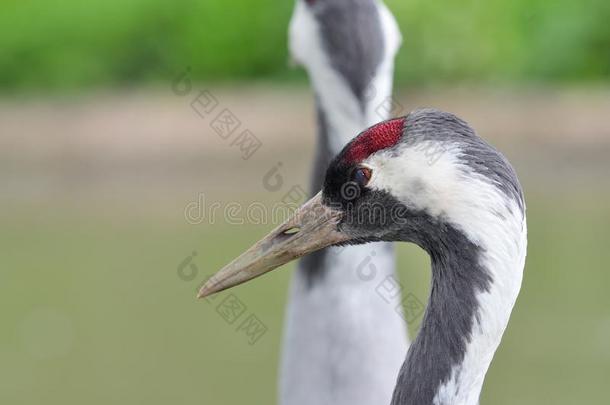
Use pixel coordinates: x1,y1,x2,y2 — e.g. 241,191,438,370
197,192,349,298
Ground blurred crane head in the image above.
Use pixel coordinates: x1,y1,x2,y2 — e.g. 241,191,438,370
288,0,402,103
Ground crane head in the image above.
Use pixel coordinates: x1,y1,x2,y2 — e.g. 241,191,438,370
198,109,525,298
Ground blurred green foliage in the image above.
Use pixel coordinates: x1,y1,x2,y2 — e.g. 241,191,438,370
0,0,609,91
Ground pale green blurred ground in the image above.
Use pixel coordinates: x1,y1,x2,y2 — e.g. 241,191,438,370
1,86,610,404
1,167,610,404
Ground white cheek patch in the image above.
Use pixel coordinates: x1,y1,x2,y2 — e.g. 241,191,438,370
365,140,528,289
366,141,528,404
364,141,525,250
365,142,463,218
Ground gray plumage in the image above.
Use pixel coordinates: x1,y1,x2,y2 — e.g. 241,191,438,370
300,104,334,284
321,108,526,405
403,109,525,212
314,0,385,109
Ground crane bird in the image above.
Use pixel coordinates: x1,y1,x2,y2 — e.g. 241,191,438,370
199,109,527,405
283,0,407,404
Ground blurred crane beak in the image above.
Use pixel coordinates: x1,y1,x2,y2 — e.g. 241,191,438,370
197,192,349,298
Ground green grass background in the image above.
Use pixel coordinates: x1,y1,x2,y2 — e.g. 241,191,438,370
1,189,609,404
1,0,609,92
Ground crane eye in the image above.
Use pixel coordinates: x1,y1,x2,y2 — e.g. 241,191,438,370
352,167,372,187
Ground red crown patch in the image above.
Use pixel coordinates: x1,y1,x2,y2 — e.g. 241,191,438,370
342,118,405,164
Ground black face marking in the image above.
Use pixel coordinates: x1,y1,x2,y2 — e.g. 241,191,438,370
313,0,385,109
321,109,525,242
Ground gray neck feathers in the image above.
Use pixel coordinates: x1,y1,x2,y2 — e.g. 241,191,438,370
390,221,492,405
315,0,385,111
298,104,336,283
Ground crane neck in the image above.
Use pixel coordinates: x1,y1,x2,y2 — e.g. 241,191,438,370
391,211,526,405
310,62,395,158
